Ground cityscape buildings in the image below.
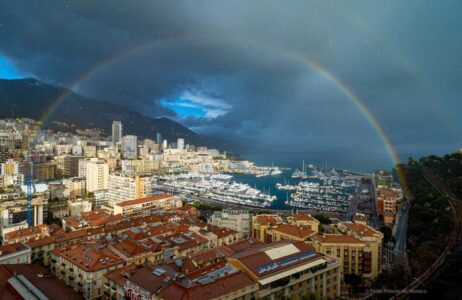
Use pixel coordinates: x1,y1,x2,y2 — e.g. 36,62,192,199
0,118,403,299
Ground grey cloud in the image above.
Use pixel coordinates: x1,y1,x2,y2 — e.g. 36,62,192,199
1,0,461,167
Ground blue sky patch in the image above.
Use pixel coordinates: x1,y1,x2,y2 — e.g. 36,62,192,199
0,56,23,79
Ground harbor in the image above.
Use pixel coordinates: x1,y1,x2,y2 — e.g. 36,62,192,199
153,161,365,215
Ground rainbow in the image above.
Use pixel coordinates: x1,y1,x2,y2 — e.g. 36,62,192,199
283,51,407,185
39,36,406,184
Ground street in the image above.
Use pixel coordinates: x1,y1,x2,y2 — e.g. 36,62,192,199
394,204,409,254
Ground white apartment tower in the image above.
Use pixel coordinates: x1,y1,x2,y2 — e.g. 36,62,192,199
107,173,154,206
177,138,185,150
85,158,109,192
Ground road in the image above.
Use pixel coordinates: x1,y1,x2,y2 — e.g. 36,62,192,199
393,204,409,254
346,180,377,226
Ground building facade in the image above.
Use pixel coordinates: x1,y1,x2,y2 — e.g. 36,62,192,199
85,158,109,192
209,209,251,238
112,121,123,145
227,240,341,299
121,135,137,159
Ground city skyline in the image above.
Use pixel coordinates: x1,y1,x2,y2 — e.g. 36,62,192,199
1,1,461,168
0,3,461,298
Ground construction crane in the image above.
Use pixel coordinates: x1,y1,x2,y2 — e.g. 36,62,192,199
21,161,56,226
25,164,33,226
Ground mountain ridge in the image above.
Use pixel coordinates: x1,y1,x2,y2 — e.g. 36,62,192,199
0,78,210,146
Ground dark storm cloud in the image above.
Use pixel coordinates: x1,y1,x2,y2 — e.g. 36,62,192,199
1,0,461,162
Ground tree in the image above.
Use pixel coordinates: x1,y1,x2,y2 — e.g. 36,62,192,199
379,226,393,244
344,273,362,286
314,213,331,225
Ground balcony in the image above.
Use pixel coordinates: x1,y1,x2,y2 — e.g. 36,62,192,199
85,279,94,286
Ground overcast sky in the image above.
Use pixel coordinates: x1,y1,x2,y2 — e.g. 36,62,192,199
1,1,461,167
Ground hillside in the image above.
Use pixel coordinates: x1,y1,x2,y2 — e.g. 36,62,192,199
0,78,206,145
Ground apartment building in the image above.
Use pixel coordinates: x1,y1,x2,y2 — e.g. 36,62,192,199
287,213,320,233
209,209,251,238
251,214,283,243
0,242,31,264
310,234,367,279
112,194,179,217
227,240,341,299
85,159,109,192
51,241,124,299
106,173,155,206
270,224,316,242
333,222,383,279
376,187,403,225
63,177,86,199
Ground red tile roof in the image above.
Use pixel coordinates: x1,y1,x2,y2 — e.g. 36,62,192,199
116,194,174,207
52,242,123,272
63,209,121,229
126,265,168,294
0,243,29,257
340,223,380,238
292,213,316,222
0,264,82,300
159,270,255,300
112,239,151,257
272,224,315,239
229,240,320,278
104,264,141,286
227,239,264,253
254,215,280,226
313,234,364,244
190,246,233,266
4,224,55,241
207,225,238,238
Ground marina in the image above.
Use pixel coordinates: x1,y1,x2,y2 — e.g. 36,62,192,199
155,173,276,208
153,161,365,214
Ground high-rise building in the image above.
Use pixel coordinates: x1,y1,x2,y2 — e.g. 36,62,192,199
106,173,154,206
112,121,123,144
177,138,185,150
0,159,19,175
121,135,137,159
156,132,162,145
54,155,80,178
162,139,168,149
85,158,109,192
